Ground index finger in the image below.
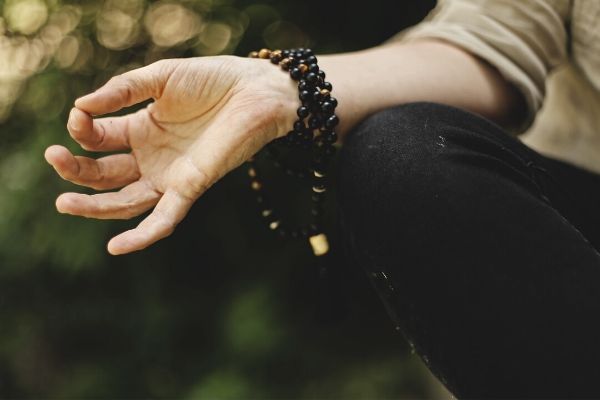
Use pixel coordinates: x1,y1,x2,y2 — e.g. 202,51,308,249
74,59,175,116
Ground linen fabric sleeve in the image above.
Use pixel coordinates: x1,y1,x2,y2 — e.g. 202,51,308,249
386,0,570,132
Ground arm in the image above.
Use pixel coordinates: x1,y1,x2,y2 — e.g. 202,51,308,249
319,39,527,139
41,43,527,255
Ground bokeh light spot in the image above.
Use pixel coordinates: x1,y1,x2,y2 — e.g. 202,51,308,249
4,0,48,35
144,3,202,48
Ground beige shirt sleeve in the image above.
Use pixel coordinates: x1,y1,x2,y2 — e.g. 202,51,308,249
387,0,570,132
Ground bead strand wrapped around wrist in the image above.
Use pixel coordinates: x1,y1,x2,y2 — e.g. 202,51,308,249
246,47,338,256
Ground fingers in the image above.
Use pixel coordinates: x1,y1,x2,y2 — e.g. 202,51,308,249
45,145,140,190
74,59,175,115
67,108,131,151
107,188,194,255
55,180,160,219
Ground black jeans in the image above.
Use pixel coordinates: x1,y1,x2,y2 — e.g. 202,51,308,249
336,102,600,399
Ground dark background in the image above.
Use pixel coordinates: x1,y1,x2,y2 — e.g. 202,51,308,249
0,0,446,397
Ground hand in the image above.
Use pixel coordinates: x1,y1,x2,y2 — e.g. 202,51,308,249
44,55,298,255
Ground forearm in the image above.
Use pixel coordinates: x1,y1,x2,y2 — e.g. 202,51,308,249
319,39,526,140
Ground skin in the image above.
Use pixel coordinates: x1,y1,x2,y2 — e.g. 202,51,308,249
44,39,524,255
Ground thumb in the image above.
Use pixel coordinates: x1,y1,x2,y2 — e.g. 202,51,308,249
74,59,176,116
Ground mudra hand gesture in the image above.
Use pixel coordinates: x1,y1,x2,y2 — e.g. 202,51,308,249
45,41,516,256
45,56,297,255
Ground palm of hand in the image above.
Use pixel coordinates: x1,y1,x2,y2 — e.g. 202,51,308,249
45,56,296,255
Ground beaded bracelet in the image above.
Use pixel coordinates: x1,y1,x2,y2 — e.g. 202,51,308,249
246,47,339,257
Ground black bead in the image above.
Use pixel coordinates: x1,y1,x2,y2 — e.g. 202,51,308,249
321,81,332,91
303,48,314,57
321,101,335,114
311,192,326,202
315,149,331,162
294,51,304,59
298,80,309,91
311,90,322,102
312,159,326,173
297,106,309,118
299,90,312,102
309,223,319,234
325,131,338,143
282,49,290,57
329,97,338,108
306,72,318,84
308,115,322,129
298,59,306,66
270,54,282,64
324,115,339,129
293,119,305,132
310,102,321,113
285,133,295,146
290,67,302,80
311,199,325,210
317,70,326,79
311,207,323,217
313,134,325,147
306,55,317,64
290,229,299,239
278,228,287,238
308,63,319,73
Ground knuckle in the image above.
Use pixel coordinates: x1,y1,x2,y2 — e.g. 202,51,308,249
121,203,141,219
109,75,134,104
178,160,212,199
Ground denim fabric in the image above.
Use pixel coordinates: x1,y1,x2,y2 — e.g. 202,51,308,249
336,102,600,398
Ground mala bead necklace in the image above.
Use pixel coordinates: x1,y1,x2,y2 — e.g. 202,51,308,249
247,47,339,257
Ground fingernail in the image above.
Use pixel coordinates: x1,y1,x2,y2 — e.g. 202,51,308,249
68,109,78,130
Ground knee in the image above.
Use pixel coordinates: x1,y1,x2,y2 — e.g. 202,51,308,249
335,102,491,242
337,103,448,206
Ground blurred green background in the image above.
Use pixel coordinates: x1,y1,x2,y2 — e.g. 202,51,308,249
0,0,452,398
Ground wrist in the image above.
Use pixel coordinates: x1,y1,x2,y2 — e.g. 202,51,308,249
317,54,362,142
244,57,300,140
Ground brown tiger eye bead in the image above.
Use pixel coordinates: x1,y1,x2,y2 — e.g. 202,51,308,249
298,64,308,74
248,51,259,58
320,89,330,97
258,48,271,58
251,181,262,191
270,54,282,64
279,58,292,70
271,49,282,57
